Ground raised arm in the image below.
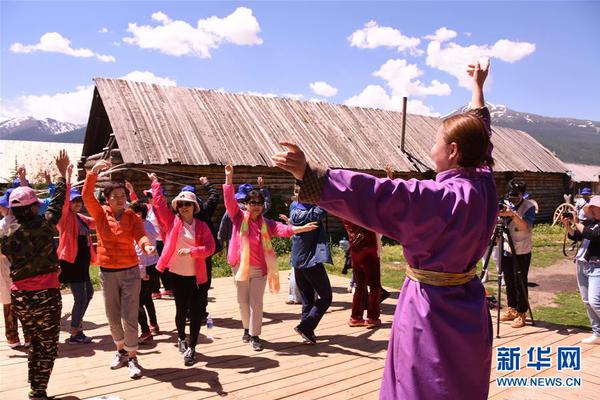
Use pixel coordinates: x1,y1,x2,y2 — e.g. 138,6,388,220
44,150,70,226
468,60,489,109
148,173,175,231
257,176,272,214
199,176,219,216
125,180,139,203
82,160,110,220
223,165,243,223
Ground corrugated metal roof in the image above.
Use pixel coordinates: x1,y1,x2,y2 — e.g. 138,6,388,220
91,78,567,174
564,162,600,182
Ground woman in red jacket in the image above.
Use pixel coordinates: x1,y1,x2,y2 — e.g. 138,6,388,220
57,165,97,344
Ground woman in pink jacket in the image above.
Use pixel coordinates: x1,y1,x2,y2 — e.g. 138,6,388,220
223,165,318,351
57,166,97,345
148,173,215,366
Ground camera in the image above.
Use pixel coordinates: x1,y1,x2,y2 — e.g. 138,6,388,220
561,211,574,220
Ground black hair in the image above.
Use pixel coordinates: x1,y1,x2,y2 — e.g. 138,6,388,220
508,178,527,195
131,201,148,219
103,181,127,199
245,190,265,204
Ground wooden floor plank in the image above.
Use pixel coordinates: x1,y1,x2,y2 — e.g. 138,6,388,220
0,272,597,400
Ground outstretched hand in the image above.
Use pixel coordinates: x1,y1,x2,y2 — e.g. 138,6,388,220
125,180,134,193
147,173,157,182
43,170,52,184
66,164,73,183
467,60,490,88
271,141,307,181
55,149,70,178
225,165,233,184
293,221,319,234
92,160,111,174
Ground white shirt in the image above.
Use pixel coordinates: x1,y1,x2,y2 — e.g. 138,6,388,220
135,219,160,267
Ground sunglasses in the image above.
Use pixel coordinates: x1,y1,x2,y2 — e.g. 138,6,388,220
176,202,193,209
248,201,264,206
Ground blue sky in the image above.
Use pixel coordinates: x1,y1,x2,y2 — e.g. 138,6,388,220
1,1,599,124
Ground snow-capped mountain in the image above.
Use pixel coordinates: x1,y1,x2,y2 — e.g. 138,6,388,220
456,103,600,165
0,116,86,143
486,103,600,135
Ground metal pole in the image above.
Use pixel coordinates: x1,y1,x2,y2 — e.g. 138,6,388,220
401,96,408,153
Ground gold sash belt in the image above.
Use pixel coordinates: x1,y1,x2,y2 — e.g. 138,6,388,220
406,265,476,287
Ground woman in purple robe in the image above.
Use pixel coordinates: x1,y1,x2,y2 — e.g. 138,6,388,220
272,62,496,399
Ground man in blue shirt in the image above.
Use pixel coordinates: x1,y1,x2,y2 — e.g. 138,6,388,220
290,201,332,344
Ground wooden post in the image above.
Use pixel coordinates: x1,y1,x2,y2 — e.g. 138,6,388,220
401,97,407,153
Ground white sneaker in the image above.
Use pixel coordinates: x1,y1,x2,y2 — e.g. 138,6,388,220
109,352,128,369
128,358,142,379
581,334,600,344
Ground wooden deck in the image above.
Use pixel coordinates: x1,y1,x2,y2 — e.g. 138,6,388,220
1,272,599,400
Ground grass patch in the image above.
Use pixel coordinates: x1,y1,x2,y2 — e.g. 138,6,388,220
83,224,566,295
534,291,591,330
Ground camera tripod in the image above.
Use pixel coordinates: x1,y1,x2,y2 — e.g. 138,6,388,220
480,218,535,338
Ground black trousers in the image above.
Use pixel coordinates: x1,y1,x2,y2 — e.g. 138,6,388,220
139,264,159,333
171,272,209,348
502,252,532,313
199,257,213,320
294,263,332,335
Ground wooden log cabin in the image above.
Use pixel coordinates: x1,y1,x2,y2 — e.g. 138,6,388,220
78,78,568,235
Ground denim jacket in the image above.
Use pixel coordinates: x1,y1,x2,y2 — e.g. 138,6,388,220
290,204,332,269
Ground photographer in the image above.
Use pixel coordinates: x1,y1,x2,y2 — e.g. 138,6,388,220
498,179,536,328
563,196,600,344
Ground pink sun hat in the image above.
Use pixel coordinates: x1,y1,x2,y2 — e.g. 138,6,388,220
9,186,42,208
583,195,600,217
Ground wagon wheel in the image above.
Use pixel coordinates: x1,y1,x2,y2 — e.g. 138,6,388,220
553,203,576,226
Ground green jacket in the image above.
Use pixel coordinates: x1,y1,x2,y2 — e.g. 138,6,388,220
1,178,66,282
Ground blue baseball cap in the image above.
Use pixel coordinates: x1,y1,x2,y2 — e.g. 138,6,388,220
235,183,253,201
0,188,14,208
69,188,83,202
581,187,592,195
181,185,196,194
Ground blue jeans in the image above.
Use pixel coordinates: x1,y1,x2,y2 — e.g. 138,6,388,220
576,260,600,335
70,281,94,330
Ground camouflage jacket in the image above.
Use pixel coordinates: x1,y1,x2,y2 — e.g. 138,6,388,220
0,178,66,282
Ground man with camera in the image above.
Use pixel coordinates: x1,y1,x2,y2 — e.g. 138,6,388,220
498,179,537,328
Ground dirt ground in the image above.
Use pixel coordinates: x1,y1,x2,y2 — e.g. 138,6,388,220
525,258,580,309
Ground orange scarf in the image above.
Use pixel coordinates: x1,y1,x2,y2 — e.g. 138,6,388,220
235,212,280,293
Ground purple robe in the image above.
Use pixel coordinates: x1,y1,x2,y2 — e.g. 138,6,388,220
316,166,497,399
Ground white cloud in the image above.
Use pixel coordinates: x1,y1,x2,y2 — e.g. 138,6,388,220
344,85,439,117
0,71,175,124
426,39,535,87
10,32,116,62
121,70,177,86
282,93,304,101
464,32,472,37
374,59,451,97
309,98,326,103
348,20,421,55
243,91,278,98
424,27,457,43
123,7,262,58
309,81,338,97
99,27,109,33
